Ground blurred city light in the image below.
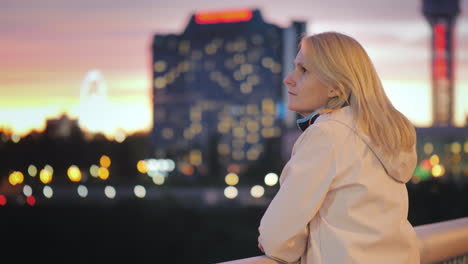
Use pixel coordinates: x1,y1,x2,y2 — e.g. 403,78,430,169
225,173,239,186
8,171,24,186
77,185,88,198
104,186,116,199
0,195,6,206
23,185,32,196
26,195,36,206
100,155,111,168
451,142,461,153
152,175,165,185
89,165,99,177
189,150,203,166
137,160,148,174
11,134,20,143
250,185,265,198
430,154,440,166
39,168,53,184
98,167,109,180
432,164,446,177
424,143,434,155
44,164,54,175
264,172,279,186
224,186,238,199
43,185,53,198
195,9,253,24
421,159,432,170
67,165,82,182
114,129,126,143
28,165,37,177
134,185,146,198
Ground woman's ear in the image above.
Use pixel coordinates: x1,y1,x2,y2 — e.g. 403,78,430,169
328,88,341,98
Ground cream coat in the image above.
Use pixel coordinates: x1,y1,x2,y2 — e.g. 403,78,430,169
258,106,420,264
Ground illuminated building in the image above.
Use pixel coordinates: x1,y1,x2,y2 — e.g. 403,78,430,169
150,9,305,180
422,0,460,127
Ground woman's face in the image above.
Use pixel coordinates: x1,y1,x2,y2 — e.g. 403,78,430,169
283,48,336,117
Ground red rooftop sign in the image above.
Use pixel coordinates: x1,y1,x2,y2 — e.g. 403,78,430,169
195,9,253,24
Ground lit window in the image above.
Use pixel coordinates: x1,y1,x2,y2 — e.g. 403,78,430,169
262,57,274,68
233,53,246,64
423,142,434,155
240,64,253,75
154,61,167,72
162,128,174,139
154,77,166,89
218,144,230,155
240,83,252,94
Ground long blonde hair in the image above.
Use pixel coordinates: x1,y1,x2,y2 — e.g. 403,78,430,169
301,32,416,156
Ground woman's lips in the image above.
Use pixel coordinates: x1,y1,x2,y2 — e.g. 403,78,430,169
288,91,297,96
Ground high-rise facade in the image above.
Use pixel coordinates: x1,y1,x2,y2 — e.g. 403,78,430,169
150,9,305,182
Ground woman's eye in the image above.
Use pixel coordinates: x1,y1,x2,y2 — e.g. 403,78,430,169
300,66,307,73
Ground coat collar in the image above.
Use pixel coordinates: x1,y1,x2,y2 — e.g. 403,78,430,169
296,107,323,132
296,103,350,132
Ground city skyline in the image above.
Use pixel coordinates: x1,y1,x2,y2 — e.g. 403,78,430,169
1,0,467,138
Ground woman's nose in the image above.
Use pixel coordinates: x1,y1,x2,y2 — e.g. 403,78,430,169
284,74,295,87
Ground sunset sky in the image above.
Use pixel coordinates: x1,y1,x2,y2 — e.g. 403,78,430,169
1,0,467,138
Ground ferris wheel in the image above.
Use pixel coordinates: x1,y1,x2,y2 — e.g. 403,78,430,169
80,70,108,101
77,70,111,134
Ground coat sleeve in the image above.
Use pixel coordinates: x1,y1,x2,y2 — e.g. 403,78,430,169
259,126,336,263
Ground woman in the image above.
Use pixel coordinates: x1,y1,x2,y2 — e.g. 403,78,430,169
257,32,420,263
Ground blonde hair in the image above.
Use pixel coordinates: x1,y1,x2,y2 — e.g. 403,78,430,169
300,32,416,157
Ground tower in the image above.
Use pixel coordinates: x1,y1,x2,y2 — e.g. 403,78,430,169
422,0,460,127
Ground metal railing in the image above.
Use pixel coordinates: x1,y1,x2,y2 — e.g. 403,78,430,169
417,217,468,264
216,217,468,264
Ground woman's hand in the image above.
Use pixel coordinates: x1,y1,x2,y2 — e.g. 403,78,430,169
258,227,265,253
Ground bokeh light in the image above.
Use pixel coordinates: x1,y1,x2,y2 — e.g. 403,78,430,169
423,142,434,155
26,195,36,206
0,195,7,206
44,165,54,175
429,154,440,166
67,165,82,182
134,185,146,198
77,185,88,198
450,142,461,154
89,165,99,177
432,164,445,177
225,173,239,186
152,175,165,185
23,185,33,196
43,185,53,198
250,185,265,198
224,186,238,199
100,155,111,168
11,134,20,143
114,130,126,143
39,168,53,184
28,165,37,177
104,186,116,199
137,160,148,174
9,171,24,186
264,172,279,186
98,167,109,180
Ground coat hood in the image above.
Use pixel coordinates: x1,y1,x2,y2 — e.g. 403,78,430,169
301,106,417,184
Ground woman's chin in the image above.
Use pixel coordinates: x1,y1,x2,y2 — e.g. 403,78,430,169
287,104,299,113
